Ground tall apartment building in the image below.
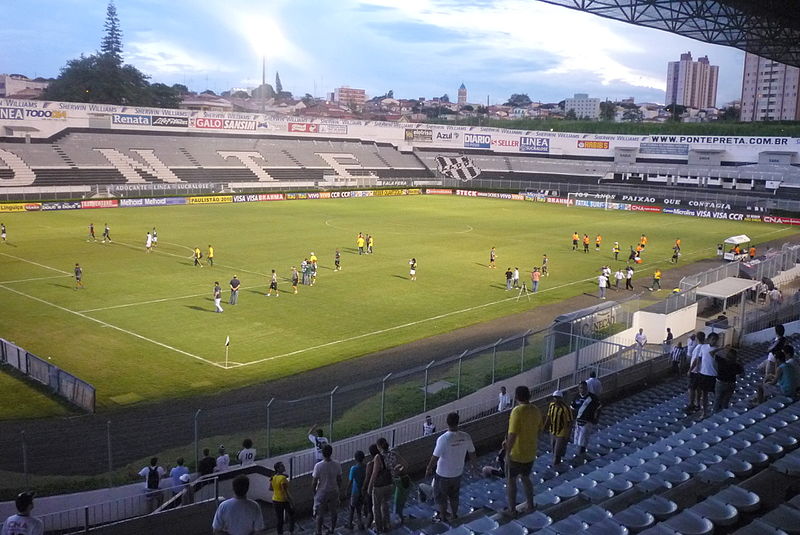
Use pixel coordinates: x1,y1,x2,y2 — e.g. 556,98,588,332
333,87,366,111
740,52,800,121
564,93,601,119
457,83,467,105
665,52,719,108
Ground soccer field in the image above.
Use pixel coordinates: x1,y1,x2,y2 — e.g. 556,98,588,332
0,195,794,416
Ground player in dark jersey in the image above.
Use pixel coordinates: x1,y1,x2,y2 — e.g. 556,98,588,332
291,267,299,294
334,249,341,271
266,270,280,297
489,247,497,269
74,263,83,290
88,223,96,242
409,258,417,281
541,254,549,276
102,223,111,243
0,223,6,243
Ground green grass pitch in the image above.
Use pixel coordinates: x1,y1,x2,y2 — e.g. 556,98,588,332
0,195,794,418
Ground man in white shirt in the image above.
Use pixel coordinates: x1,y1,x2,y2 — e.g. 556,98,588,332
138,457,166,511
308,425,330,463
238,438,256,466
312,444,342,535
497,386,512,412
1,491,43,535
215,445,230,472
691,332,720,418
685,332,706,413
212,475,266,535
585,371,603,397
598,273,608,300
425,412,476,521
634,328,647,357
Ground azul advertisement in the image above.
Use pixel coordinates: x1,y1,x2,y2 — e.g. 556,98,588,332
463,133,491,149
112,114,151,126
519,137,550,153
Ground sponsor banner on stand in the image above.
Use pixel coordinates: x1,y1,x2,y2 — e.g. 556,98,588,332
232,193,285,203
639,142,689,155
455,189,478,197
24,203,42,211
492,139,519,148
522,192,547,202
373,189,406,196
112,114,151,126
193,117,223,129
81,199,120,209
510,194,524,201
0,203,27,212
119,197,186,207
0,107,24,120
288,122,319,133
630,204,662,213
763,215,800,225
350,190,374,198
433,131,459,142
152,116,189,127
23,109,67,120
547,197,573,206
187,195,232,204
577,140,609,150
319,124,348,134
463,133,491,149
329,191,352,198
42,201,82,211
319,192,332,199
286,192,309,200
407,188,422,195
222,119,256,131
519,137,550,153
426,188,453,195
405,129,433,142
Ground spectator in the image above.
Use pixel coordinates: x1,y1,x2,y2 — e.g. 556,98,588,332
755,349,799,403
505,385,542,516
368,441,392,533
691,332,720,418
138,457,165,512
270,462,295,535
376,437,409,525
422,415,436,436
212,474,266,535
786,345,800,378
308,425,330,464
312,444,342,535
347,451,366,530
169,457,190,495
597,271,608,300
425,412,476,522
1,491,43,535
571,381,602,456
238,438,256,466
198,448,216,478
713,348,744,413
759,324,786,379
670,342,687,376
634,328,647,357
686,333,698,361
481,442,506,478
663,328,674,353
498,386,512,412
362,444,378,530
543,390,573,466
685,332,706,414
585,371,603,397
215,445,230,472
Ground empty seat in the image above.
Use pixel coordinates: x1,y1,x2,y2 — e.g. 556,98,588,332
464,516,499,533
712,487,760,512
534,491,561,508
697,466,735,484
581,486,615,504
663,510,714,535
421,522,452,535
602,478,634,493
514,511,552,531
486,521,526,535
585,518,630,534
637,525,678,535
771,454,800,477
614,506,655,532
550,482,580,499
689,497,738,526
735,518,790,534
573,505,612,524
547,516,586,533
759,505,800,535
441,526,472,535
638,495,678,521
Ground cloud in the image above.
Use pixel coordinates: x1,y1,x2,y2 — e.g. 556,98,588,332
127,38,234,76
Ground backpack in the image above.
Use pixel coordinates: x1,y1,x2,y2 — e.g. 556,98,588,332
146,466,160,490
374,454,392,487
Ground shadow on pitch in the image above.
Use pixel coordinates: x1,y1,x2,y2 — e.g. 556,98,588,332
474,262,488,267
391,274,409,280
185,305,215,313
51,283,74,289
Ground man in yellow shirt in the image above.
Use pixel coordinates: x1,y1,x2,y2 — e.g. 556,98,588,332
572,232,579,251
356,235,366,255
505,385,542,515
651,268,662,291
595,235,602,251
207,245,215,267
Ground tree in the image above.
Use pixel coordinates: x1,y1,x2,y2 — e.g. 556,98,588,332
504,93,532,107
599,100,616,121
462,105,474,111
622,108,643,123
665,104,687,121
565,109,577,120
719,106,740,121
440,93,450,103
476,105,488,115
100,1,123,66
171,83,189,95
275,72,283,94
201,89,216,96
230,90,250,99
252,83,275,100
301,93,314,105
387,90,394,99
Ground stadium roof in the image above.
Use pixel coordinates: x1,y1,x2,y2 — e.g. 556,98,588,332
537,0,800,67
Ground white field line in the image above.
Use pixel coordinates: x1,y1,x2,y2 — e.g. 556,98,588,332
0,274,74,284
0,252,72,275
79,284,268,313
112,240,268,278
0,284,225,369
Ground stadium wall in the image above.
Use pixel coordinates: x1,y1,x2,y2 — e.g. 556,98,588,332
1,97,799,165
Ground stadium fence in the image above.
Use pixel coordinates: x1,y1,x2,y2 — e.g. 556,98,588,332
0,338,95,412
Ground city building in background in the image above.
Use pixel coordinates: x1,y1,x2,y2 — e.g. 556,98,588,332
333,86,367,111
665,52,719,108
0,74,50,98
457,83,467,105
740,52,800,121
564,93,601,119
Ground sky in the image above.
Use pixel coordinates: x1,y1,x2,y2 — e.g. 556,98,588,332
1,0,746,106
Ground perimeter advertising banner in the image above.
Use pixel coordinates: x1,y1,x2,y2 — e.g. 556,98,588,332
188,196,233,204
81,200,119,209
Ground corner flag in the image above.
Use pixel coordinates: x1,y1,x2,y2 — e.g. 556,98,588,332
225,336,230,347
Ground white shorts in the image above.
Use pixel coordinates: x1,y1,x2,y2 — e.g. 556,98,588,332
573,422,594,447
409,269,416,276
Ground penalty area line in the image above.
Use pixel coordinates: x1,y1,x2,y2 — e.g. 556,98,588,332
0,284,225,369
0,252,72,275
113,240,268,278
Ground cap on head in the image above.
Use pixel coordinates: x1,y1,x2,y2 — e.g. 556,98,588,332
552,390,563,398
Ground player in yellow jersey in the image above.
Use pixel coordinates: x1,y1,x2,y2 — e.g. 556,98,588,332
207,245,214,267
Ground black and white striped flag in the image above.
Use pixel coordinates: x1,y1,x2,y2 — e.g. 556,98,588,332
435,156,482,181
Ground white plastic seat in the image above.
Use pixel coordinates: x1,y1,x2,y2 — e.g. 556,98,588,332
486,522,526,535
584,518,630,535
464,516,499,533
663,510,714,535
514,511,552,531
638,495,678,521
713,485,760,513
689,497,739,526
760,505,800,535
573,505,612,525
613,506,655,532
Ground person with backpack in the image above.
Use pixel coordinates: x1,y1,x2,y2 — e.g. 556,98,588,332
138,457,165,511
367,440,394,532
